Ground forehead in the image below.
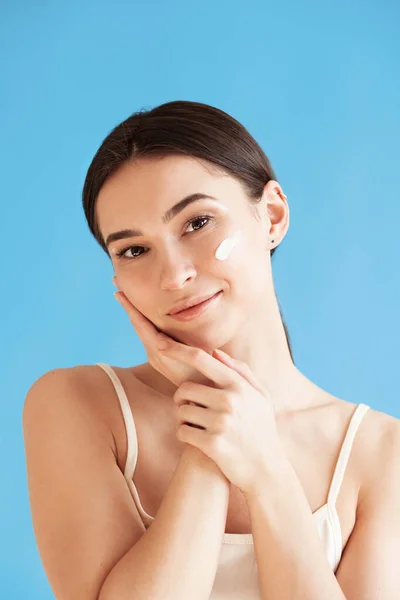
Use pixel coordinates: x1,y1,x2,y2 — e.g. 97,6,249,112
96,154,244,233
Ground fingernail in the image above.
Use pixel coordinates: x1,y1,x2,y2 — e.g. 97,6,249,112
113,292,121,301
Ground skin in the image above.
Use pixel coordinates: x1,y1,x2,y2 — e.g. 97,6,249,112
92,154,400,587
21,155,400,599
96,154,326,416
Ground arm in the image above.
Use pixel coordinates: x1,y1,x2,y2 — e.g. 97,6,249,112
100,443,230,600
23,368,230,600
334,417,400,598
243,420,400,600
245,457,347,600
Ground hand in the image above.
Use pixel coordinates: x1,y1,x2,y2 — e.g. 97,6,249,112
112,276,216,390
157,338,287,497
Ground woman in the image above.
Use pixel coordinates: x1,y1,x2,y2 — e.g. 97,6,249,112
23,100,400,600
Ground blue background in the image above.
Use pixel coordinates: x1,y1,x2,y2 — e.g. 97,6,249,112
1,0,399,597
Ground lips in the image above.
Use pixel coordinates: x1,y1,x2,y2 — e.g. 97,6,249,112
168,291,223,321
168,291,221,315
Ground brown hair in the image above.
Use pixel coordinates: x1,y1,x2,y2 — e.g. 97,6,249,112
82,100,294,363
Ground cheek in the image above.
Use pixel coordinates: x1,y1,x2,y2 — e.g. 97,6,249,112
214,230,269,292
214,229,242,260
117,278,154,315
213,228,255,273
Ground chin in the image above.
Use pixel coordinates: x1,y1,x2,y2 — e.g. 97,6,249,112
168,319,236,351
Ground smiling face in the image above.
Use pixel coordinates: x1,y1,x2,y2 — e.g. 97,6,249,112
96,154,287,349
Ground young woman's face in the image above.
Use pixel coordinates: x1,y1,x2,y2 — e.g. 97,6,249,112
96,155,280,348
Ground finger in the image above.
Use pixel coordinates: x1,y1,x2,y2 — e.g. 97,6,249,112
114,291,171,349
174,382,217,409
112,277,164,341
176,423,213,457
213,349,265,393
114,291,146,330
177,403,212,430
159,342,241,390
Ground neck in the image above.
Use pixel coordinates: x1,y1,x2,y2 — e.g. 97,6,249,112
218,295,319,416
145,291,322,416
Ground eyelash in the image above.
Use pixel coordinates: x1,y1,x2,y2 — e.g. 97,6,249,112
114,214,214,260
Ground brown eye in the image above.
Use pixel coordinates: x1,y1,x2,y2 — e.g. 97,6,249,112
185,216,211,233
115,245,146,259
115,214,214,261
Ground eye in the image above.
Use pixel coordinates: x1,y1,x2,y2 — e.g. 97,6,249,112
114,214,214,260
185,215,211,234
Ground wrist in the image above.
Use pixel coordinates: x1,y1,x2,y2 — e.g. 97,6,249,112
182,445,230,482
242,453,292,503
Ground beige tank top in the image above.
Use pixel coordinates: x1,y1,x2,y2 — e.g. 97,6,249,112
96,362,370,599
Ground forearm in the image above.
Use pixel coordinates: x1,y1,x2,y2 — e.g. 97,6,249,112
245,458,347,600
99,445,230,600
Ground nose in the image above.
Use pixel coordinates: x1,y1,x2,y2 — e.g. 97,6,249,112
159,247,197,291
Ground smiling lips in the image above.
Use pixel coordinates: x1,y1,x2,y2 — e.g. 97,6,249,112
167,291,222,315
167,291,223,321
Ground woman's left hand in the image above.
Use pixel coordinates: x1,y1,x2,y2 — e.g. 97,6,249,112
157,338,287,497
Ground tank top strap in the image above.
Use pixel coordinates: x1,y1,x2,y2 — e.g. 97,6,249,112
95,363,138,480
327,403,370,507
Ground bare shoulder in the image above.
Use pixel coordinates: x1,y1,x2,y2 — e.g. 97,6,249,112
350,402,400,504
333,403,400,595
23,364,121,455
22,363,148,600
325,396,399,450
23,362,163,474
354,402,400,456
304,396,400,506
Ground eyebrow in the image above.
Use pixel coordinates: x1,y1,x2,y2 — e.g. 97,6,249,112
105,192,218,249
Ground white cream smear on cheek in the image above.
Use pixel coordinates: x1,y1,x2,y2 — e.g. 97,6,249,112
215,228,243,260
